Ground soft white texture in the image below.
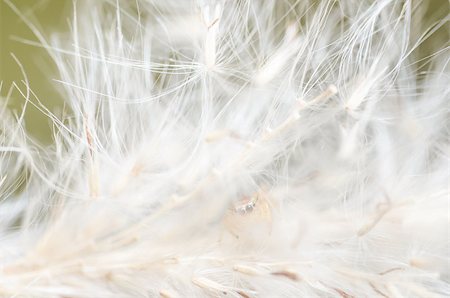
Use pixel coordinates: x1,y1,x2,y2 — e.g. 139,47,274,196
0,0,449,297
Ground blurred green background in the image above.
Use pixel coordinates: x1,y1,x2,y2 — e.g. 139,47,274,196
0,0,448,144
1,0,70,143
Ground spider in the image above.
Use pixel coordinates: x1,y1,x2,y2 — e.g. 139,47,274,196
224,191,273,239
233,194,258,214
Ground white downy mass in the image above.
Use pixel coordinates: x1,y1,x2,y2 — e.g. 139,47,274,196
0,0,449,297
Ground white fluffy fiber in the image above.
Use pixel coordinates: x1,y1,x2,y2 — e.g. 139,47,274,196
1,0,449,297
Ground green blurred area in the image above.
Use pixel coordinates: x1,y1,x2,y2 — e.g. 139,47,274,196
0,0,70,143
